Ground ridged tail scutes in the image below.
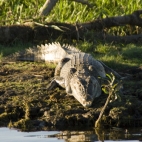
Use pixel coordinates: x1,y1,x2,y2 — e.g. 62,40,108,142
2,42,80,63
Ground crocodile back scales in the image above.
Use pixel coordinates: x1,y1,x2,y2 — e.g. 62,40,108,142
60,52,106,79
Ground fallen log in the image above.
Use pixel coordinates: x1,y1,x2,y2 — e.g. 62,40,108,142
0,10,142,44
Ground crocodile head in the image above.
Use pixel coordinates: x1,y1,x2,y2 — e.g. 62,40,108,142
70,74,101,107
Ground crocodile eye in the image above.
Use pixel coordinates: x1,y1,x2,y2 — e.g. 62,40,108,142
70,68,76,74
77,81,80,84
89,65,93,71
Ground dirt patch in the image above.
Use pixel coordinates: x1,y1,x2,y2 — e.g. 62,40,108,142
0,61,142,131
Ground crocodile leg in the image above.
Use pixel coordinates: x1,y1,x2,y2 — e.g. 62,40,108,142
47,58,70,91
65,85,72,95
47,79,58,90
55,58,70,76
53,76,73,96
47,76,65,91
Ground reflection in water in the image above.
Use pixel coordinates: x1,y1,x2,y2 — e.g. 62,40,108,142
48,128,142,142
0,127,62,142
0,127,142,142
49,131,98,142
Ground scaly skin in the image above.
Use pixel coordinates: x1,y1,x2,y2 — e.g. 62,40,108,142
2,42,121,107
2,42,80,63
50,52,106,107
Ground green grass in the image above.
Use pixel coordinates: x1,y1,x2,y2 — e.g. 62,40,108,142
0,0,141,24
76,42,142,70
0,42,33,56
97,43,142,69
1,41,141,71
0,0,142,70
0,0,141,35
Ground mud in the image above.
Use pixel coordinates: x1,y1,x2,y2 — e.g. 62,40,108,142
0,61,142,131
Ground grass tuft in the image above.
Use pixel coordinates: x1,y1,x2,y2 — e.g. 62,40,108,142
0,42,33,57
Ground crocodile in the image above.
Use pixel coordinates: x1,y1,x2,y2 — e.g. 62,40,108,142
2,42,122,107
47,52,105,107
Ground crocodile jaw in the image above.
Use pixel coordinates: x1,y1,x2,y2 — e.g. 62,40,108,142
70,75,100,107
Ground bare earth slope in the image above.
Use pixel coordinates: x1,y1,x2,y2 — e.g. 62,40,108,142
0,61,142,131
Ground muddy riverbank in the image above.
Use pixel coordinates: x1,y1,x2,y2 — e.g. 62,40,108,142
0,61,142,131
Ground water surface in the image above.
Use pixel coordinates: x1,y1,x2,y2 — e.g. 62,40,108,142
0,127,142,142
0,127,63,142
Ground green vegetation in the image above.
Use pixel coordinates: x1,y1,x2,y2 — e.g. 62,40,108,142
0,42,33,56
95,73,122,128
1,42,142,70
0,0,142,69
0,0,141,41
0,0,141,24
0,1,142,130
76,42,142,70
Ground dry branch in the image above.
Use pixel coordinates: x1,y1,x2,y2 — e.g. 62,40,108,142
95,89,113,128
39,0,93,16
39,0,58,16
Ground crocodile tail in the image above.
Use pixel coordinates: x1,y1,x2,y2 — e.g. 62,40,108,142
98,60,122,79
43,42,68,63
1,42,67,63
62,43,81,53
3,47,41,61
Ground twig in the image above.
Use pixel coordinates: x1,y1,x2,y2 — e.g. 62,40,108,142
95,89,113,128
95,74,115,128
39,0,58,16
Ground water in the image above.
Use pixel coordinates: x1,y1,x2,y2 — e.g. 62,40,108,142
0,127,63,142
0,127,142,142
